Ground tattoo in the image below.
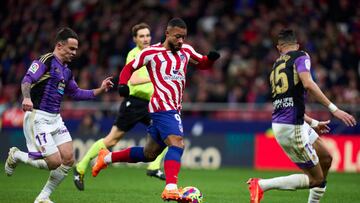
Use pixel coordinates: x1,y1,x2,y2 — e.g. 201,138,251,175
21,82,31,98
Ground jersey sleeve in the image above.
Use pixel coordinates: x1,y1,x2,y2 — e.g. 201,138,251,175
21,60,47,84
183,44,216,70
131,48,152,69
183,44,203,62
295,54,311,73
65,74,95,100
119,49,153,84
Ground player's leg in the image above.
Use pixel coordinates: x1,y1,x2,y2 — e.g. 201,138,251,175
140,110,167,180
248,123,323,203
5,147,50,176
146,147,167,180
74,126,125,190
152,111,190,202
248,159,323,203
308,137,332,203
74,99,136,189
91,101,153,176
35,119,73,203
76,126,125,174
163,135,184,188
5,111,65,175
36,141,73,202
257,164,323,190
161,135,192,202
92,133,164,176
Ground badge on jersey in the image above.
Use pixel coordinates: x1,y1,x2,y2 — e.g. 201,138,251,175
179,54,186,63
29,62,40,74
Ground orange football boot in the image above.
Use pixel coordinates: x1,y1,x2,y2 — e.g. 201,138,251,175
92,149,110,177
161,187,192,202
247,178,264,203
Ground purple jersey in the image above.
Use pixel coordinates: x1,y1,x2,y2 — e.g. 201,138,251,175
270,50,311,125
22,53,95,113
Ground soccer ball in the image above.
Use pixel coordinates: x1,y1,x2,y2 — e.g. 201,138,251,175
181,186,203,203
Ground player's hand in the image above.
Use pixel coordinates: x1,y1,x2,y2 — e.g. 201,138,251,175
332,109,357,127
313,120,331,135
101,76,114,92
118,84,130,97
207,51,220,61
22,98,33,111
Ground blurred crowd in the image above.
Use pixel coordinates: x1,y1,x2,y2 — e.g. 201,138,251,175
1,0,359,108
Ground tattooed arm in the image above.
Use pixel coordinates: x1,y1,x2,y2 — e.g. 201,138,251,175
21,82,33,111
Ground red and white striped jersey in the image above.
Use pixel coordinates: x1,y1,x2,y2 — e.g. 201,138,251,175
128,43,204,113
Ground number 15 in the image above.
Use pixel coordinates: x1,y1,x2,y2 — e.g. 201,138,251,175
270,62,289,97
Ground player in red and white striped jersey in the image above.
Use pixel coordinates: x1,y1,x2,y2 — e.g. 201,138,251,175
119,32,216,113
92,18,220,202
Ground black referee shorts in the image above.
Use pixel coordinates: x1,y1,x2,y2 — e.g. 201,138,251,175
113,96,151,132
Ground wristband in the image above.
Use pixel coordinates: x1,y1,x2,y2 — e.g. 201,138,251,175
328,103,338,113
310,119,319,128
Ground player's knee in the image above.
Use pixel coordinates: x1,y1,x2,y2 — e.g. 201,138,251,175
104,130,125,147
47,160,62,170
104,138,117,147
62,157,74,167
45,153,62,169
166,135,185,149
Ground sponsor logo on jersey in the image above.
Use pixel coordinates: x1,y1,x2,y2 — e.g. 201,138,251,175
273,97,294,109
57,80,65,95
29,62,40,74
163,66,185,81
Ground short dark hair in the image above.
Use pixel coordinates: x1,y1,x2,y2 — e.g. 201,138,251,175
55,27,78,43
277,29,297,44
132,23,151,37
167,18,187,29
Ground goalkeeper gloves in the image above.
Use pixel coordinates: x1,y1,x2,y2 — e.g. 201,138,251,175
207,51,220,61
118,84,130,97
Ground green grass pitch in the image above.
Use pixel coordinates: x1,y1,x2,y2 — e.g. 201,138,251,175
1,164,359,202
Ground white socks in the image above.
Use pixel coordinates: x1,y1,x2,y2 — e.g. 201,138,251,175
37,164,71,199
14,150,48,170
259,174,309,191
165,183,178,190
308,186,326,203
104,152,112,164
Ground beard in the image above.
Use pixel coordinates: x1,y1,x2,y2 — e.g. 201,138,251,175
169,42,181,53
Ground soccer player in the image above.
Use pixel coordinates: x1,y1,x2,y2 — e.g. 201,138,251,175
91,18,220,202
247,29,357,203
73,23,168,191
4,27,114,203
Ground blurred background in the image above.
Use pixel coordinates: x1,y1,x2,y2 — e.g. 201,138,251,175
0,0,359,172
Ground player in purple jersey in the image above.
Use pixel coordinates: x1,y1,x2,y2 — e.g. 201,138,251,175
247,29,357,203
4,27,113,203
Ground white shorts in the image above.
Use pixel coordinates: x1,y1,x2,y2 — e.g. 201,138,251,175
272,122,319,168
23,109,72,158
